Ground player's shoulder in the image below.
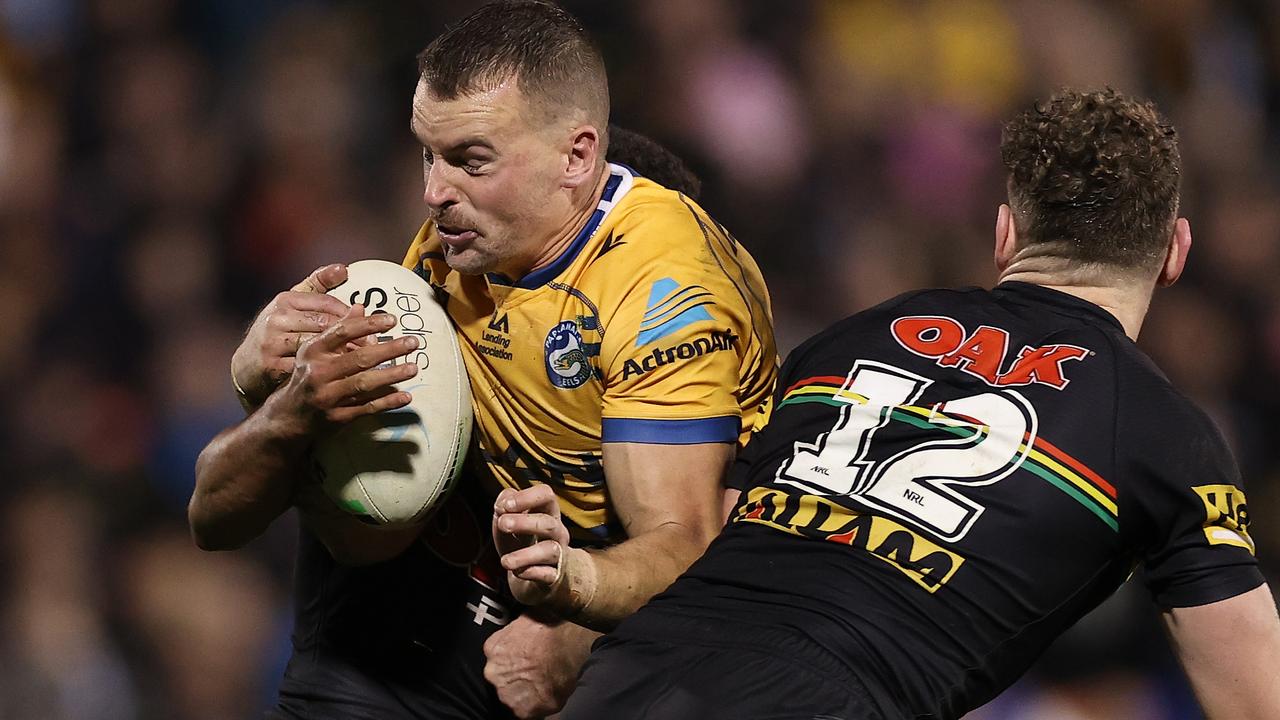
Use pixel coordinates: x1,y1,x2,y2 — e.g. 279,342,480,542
772,288,955,374
803,287,977,345
1113,343,1219,438
605,175,727,259
869,286,988,317
583,171,763,310
1096,335,1238,491
616,173,694,215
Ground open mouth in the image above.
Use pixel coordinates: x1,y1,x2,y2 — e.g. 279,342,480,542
436,222,479,246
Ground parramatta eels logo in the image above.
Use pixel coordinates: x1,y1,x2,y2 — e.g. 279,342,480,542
544,320,594,389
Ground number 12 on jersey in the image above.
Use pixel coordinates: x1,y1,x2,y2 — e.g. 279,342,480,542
776,360,1038,542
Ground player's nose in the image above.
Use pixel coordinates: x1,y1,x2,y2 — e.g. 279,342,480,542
423,162,460,210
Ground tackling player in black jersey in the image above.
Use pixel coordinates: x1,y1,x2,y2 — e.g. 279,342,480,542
561,89,1280,719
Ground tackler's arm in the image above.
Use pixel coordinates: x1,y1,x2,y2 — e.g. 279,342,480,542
1163,584,1280,719
190,309,418,551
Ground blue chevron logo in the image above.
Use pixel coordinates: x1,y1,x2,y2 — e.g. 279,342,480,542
636,278,715,347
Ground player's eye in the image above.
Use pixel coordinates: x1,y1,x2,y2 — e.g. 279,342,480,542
462,162,486,176
422,148,434,167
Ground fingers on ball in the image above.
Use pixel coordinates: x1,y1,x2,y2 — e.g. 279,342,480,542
286,291,350,317
324,391,409,423
318,313,395,350
326,365,415,406
345,337,420,374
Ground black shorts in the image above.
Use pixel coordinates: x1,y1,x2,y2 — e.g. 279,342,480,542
560,610,881,720
268,486,516,720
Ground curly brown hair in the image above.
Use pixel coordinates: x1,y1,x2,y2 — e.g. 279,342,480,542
606,125,702,199
1000,88,1181,272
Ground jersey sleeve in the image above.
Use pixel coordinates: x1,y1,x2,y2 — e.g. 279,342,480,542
1122,381,1262,608
724,336,816,490
596,203,764,445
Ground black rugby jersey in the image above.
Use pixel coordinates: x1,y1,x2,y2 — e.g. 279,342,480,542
274,483,514,720
620,282,1261,719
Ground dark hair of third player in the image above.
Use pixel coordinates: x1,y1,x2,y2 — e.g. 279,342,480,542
415,0,609,125
606,125,702,200
1000,88,1182,273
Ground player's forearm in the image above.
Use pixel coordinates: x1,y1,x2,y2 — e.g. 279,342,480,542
189,398,311,550
559,521,715,631
1184,626,1280,719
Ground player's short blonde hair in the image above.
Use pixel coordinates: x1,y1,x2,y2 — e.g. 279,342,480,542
417,1,609,130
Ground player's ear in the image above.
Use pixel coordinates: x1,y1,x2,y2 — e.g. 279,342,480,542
1157,217,1192,287
564,124,601,189
994,204,1018,273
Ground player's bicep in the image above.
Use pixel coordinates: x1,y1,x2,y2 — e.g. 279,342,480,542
1131,414,1262,607
599,334,745,433
602,442,732,541
598,303,748,452
1115,387,1261,605
597,252,754,429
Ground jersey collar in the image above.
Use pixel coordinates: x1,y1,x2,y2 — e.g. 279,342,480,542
994,281,1125,333
487,163,635,291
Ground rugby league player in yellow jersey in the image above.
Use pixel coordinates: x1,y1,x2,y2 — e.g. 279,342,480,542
189,2,776,718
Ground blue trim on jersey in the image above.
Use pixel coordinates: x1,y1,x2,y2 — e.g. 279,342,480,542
489,170,626,291
486,271,514,286
600,169,623,203
602,416,738,444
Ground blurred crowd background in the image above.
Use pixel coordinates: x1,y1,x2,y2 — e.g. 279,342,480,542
1,0,1277,718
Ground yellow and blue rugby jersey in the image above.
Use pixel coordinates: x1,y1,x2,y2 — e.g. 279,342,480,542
402,164,777,544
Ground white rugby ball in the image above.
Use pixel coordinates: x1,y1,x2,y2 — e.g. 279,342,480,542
311,259,472,527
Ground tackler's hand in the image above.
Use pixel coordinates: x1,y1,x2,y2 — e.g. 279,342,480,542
266,304,420,435
231,263,351,408
492,485,597,616
482,613,596,719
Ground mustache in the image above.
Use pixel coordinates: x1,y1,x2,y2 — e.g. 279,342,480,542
431,210,475,230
